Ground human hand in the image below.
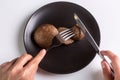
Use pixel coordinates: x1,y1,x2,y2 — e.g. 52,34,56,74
101,50,120,80
0,49,46,80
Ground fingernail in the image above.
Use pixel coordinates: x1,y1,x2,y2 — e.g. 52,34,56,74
100,50,106,55
41,49,46,53
101,50,105,53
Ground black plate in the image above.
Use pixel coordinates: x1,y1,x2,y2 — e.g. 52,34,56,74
24,2,100,74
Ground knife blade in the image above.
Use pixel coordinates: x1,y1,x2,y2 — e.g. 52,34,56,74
74,13,114,75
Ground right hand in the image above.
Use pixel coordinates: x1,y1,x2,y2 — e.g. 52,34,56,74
101,50,120,80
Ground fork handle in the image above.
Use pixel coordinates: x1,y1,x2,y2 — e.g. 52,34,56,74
46,37,62,52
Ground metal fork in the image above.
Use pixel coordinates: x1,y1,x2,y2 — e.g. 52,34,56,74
47,28,75,51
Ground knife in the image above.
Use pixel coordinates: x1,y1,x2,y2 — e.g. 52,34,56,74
74,13,114,75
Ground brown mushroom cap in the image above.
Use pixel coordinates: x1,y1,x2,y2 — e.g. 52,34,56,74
34,24,84,49
34,24,58,48
72,25,85,40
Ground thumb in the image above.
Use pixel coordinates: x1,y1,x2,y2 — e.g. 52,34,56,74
101,61,113,80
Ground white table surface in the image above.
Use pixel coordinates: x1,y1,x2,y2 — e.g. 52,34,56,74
0,0,120,80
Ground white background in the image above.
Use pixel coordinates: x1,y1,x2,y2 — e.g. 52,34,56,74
0,0,120,80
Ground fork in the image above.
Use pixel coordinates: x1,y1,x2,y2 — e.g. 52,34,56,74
47,28,75,51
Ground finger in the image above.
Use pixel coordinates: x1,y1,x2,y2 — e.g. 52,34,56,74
0,62,10,69
101,50,120,72
101,50,120,64
13,54,33,68
10,58,18,64
0,58,17,68
0,62,9,73
25,49,46,68
1,58,18,71
101,60,113,80
101,50,117,61
6,58,18,70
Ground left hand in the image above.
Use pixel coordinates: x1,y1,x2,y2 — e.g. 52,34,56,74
0,49,46,80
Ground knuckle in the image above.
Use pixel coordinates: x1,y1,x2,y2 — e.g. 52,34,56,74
31,60,39,66
112,55,119,60
0,62,10,69
8,68,16,75
8,68,26,79
9,65,19,74
22,53,28,57
105,50,112,53
1,62,9,66
22,53,32,58
19,70,26,79
27,54,33,58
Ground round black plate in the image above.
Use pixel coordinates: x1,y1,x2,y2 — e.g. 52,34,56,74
24,2,100,74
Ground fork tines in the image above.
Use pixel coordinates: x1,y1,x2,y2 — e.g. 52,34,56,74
57,28,75,43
